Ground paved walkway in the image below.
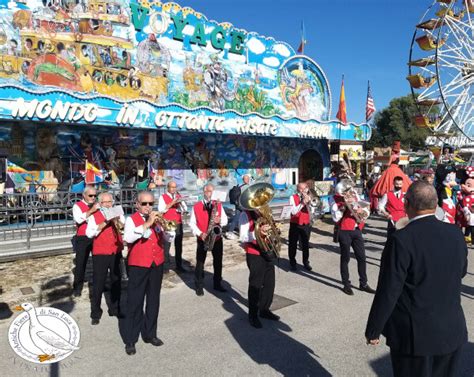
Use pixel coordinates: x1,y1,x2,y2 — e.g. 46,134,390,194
0,217,473,376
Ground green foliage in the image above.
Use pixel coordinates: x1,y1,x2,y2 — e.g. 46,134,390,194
367,94,435,151
225,86,282,116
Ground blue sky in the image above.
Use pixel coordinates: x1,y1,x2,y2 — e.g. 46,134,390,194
178,0,430,124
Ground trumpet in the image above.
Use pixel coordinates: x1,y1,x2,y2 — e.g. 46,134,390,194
148,211,178,232
175,192,189,214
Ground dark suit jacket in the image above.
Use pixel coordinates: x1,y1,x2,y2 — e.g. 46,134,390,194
365,215,468,356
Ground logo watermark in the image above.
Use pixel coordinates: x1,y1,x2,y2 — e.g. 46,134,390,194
8,303,80,364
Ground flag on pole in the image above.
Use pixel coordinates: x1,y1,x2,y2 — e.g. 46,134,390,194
336,76,347,124
7,160,28,173
297,21,306,54
365,81,376,122
84,161,103,184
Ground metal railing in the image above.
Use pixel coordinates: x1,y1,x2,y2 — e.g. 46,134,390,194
0,189,140,248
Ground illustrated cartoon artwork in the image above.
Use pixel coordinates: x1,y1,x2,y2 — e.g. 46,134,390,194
456,167,474,241
279,64,314,119
271,167,287,190
202,55,237,110
34,128,63,178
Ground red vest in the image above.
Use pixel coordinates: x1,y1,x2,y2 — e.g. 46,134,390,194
243,211,260,255
193,201,222,236
91,211,123,255
290,194,311,225
162,193,182,224
75,200,90,236
127,212,164,267
334,195,365,231
386,191,406,222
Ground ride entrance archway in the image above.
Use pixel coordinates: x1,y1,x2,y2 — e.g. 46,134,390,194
298,149,323,183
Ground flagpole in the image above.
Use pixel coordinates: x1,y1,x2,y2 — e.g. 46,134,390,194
337,74,344,174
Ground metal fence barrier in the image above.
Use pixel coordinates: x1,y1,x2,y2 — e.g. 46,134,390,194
0,188,140,248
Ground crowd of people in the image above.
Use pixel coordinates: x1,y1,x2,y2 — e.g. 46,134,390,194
71,148,469,375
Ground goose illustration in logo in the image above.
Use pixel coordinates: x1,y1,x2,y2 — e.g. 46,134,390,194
9,303,80,363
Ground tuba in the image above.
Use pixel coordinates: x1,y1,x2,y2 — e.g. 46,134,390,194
203,201,222,251
302,188,323,223
239,182,281,259
335,179,370,223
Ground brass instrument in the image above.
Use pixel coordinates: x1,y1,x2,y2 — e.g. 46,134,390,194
335,179,370,223
203,200,222,251
239,182,281,259
150,212,178,232
175,192,189,214
302,188,323,222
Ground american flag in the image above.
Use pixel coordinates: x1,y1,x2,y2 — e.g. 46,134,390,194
365,81,376,122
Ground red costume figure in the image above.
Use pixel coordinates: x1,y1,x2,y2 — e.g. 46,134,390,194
370,141,411,204
458,167,474,243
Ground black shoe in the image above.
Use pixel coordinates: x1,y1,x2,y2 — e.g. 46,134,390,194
213,284,227,292
342,285,354,295
249,316,263,329
290,263,297,271
72,289,82,297
175,265,189,273
360,284,376,294
196,287,204,296
143,337,164,347
125,343,136,355
260,310,280,321
91,318,100,325
303,262,312,271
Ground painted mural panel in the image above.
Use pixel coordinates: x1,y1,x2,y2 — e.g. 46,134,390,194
0,122,330,200
0,1,371,141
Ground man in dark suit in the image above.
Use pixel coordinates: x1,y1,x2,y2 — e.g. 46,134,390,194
365,181,468,377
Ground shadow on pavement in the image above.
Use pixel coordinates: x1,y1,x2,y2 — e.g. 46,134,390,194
212,287,332,376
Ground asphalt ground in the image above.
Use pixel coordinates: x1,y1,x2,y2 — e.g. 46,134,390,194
0,216,473,376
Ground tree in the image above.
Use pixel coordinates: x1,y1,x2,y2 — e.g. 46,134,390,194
367,94,433,151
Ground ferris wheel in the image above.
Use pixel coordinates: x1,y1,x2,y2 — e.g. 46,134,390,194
408,0,473,146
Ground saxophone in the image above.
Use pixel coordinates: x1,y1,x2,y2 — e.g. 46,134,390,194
203,201,222,251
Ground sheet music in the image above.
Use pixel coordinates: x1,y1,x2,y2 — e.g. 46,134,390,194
101,205,124,221
279,206,293,220
211,190,227,202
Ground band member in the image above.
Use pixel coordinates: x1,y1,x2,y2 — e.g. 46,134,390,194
190,184,228,296
331,184,375,296
226,174,251,239
378,176,406,239
288,183,312,271
123,191,167,355
85,192,124,325
158,181,189,272
239,210,279,329
72,186,99,297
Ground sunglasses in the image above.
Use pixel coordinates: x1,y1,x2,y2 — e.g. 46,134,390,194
88,194,97,198
140,202,154,206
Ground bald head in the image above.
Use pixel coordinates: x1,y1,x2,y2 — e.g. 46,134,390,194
405,181,437,218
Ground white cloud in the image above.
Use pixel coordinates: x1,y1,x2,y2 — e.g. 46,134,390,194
182,24,195,36
273,44,291,57
227,53,246,63
262,56,281,67
157,36,185,51
246,37,266,55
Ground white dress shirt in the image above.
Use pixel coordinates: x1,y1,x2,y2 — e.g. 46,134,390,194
158,192,188,213
239,211,256,243
72,200,90,225
123,214,153,243
189,200,228,237
86,212,125,239
289,194,308,216
408,214,435,224
331,192,361,223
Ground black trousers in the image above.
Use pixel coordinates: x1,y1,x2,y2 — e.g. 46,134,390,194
163,223,184,268
465,226,474,245
73,235,92,292
124,264,164,344
390,346,463,377
90,253,121,319
246,253,275,318
288,222,311,265
194,238,223,288
338,229,368,286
